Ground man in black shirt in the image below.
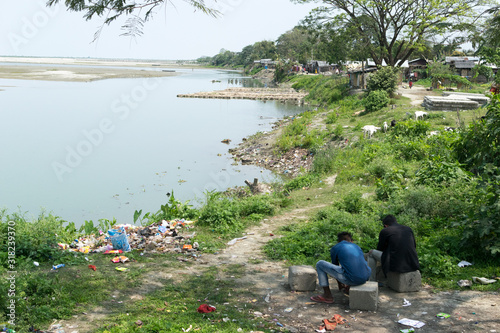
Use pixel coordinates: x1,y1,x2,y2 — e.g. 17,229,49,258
367,215,420,281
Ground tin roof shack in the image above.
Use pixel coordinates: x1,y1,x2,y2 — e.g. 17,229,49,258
253,59,277,69
306,60,333,74
348,67,378,89
452,60,476,78
408,58,428,80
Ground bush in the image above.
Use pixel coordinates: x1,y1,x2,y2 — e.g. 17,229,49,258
362,90,389,112
197,192,242,234
366,66,400,96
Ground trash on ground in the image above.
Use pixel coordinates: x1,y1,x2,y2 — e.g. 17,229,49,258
52,264,65,270
403,298,411,307
316,314,348,331
88,265,97,271
197,304,216,313
55,220,196,255
400,329,415,333
436,313,450,318
33,261,39,266
458,260,473,267
182,325,192,332
115,267,128,272
457,279,473,287
398,318,425,328
227,236,247,246
472,276,497,284
135,320,143,326
111,256,129,263
284,307,293,312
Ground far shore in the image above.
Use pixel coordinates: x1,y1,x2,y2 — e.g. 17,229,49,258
0,56,207,82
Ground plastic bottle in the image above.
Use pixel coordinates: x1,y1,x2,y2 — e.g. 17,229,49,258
52,264,65,270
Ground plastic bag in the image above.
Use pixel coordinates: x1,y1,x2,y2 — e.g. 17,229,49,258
108,227,131,252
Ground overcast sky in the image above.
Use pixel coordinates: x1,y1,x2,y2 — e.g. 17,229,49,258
0,0,318,60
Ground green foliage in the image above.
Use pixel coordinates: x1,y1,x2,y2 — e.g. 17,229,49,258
415,158,472,186
362,90,389,112
197,191,242,234
153,191,198,222
284,173,320,191
389,120,431,138
375,167,408,200
291,75,350,107
277,111,328,152
472,64,494,81
365,66,400,96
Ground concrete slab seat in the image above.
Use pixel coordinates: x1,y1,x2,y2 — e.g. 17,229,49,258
387,270,422,292
349,281,378,311
288,265,317,291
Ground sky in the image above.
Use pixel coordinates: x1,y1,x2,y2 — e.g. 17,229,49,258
0,0,319,60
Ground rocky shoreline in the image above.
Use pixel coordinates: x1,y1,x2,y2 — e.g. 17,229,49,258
229,118,314,178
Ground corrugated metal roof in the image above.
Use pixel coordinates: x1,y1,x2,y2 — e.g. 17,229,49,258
454,61,475,68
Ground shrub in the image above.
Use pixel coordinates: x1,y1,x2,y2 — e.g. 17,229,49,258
366,66,400,96
197,192,242,234
362,90,389,112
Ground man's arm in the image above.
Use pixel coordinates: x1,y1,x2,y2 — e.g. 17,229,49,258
376,229,388,252
330,245,339,265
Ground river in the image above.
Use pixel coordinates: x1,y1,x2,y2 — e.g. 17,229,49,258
0,67,304,226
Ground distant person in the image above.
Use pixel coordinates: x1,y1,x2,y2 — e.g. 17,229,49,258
310,232,371,304
409,80,413,89
367,215,419,282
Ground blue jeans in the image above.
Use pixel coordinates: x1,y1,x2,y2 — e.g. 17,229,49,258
316,260,351,287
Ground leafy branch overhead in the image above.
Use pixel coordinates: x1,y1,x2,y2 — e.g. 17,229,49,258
46,0,219,38
293,0,492,67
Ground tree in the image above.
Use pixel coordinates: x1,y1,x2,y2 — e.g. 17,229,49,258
293,0,488,67
47,0,218,38
276,27,312,64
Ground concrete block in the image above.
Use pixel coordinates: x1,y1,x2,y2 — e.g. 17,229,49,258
387,271,421,292
349,281,378,311
288,265,317,291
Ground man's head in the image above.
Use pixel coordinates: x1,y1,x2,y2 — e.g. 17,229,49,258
337,231,353,243
381,214,397,227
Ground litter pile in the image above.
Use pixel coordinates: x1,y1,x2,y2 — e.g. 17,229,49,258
57,219,197,254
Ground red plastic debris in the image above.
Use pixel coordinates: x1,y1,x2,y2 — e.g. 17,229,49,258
197,304,216,313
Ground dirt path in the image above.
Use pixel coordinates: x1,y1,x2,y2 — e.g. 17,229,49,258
397,85,432,107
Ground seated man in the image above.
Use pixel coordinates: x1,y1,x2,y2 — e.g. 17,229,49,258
368,215,420,282
311,232,371,304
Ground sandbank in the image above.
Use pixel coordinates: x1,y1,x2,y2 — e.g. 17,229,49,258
0,56,196,82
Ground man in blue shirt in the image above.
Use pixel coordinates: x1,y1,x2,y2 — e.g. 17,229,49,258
311,232,371,304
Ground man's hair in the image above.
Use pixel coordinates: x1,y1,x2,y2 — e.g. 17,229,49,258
382,214,397,226
337,232,353,242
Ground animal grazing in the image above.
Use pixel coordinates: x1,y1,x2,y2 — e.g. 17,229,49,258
428,131,440,137
415,111,428,120
391,119,397,127
362,125,381,139
444,127,455,132
383,121,388,133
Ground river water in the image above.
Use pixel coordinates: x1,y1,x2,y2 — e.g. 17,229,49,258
0,67,304,226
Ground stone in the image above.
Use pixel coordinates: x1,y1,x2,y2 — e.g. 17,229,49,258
288,265,317,291
387,270,421,292
349,281,378,311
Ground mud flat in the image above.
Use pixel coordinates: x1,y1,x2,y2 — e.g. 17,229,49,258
177,87,308,103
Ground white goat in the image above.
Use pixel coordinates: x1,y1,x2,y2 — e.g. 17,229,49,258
415,111,428,120
362,125,381,139
383,121,388,133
